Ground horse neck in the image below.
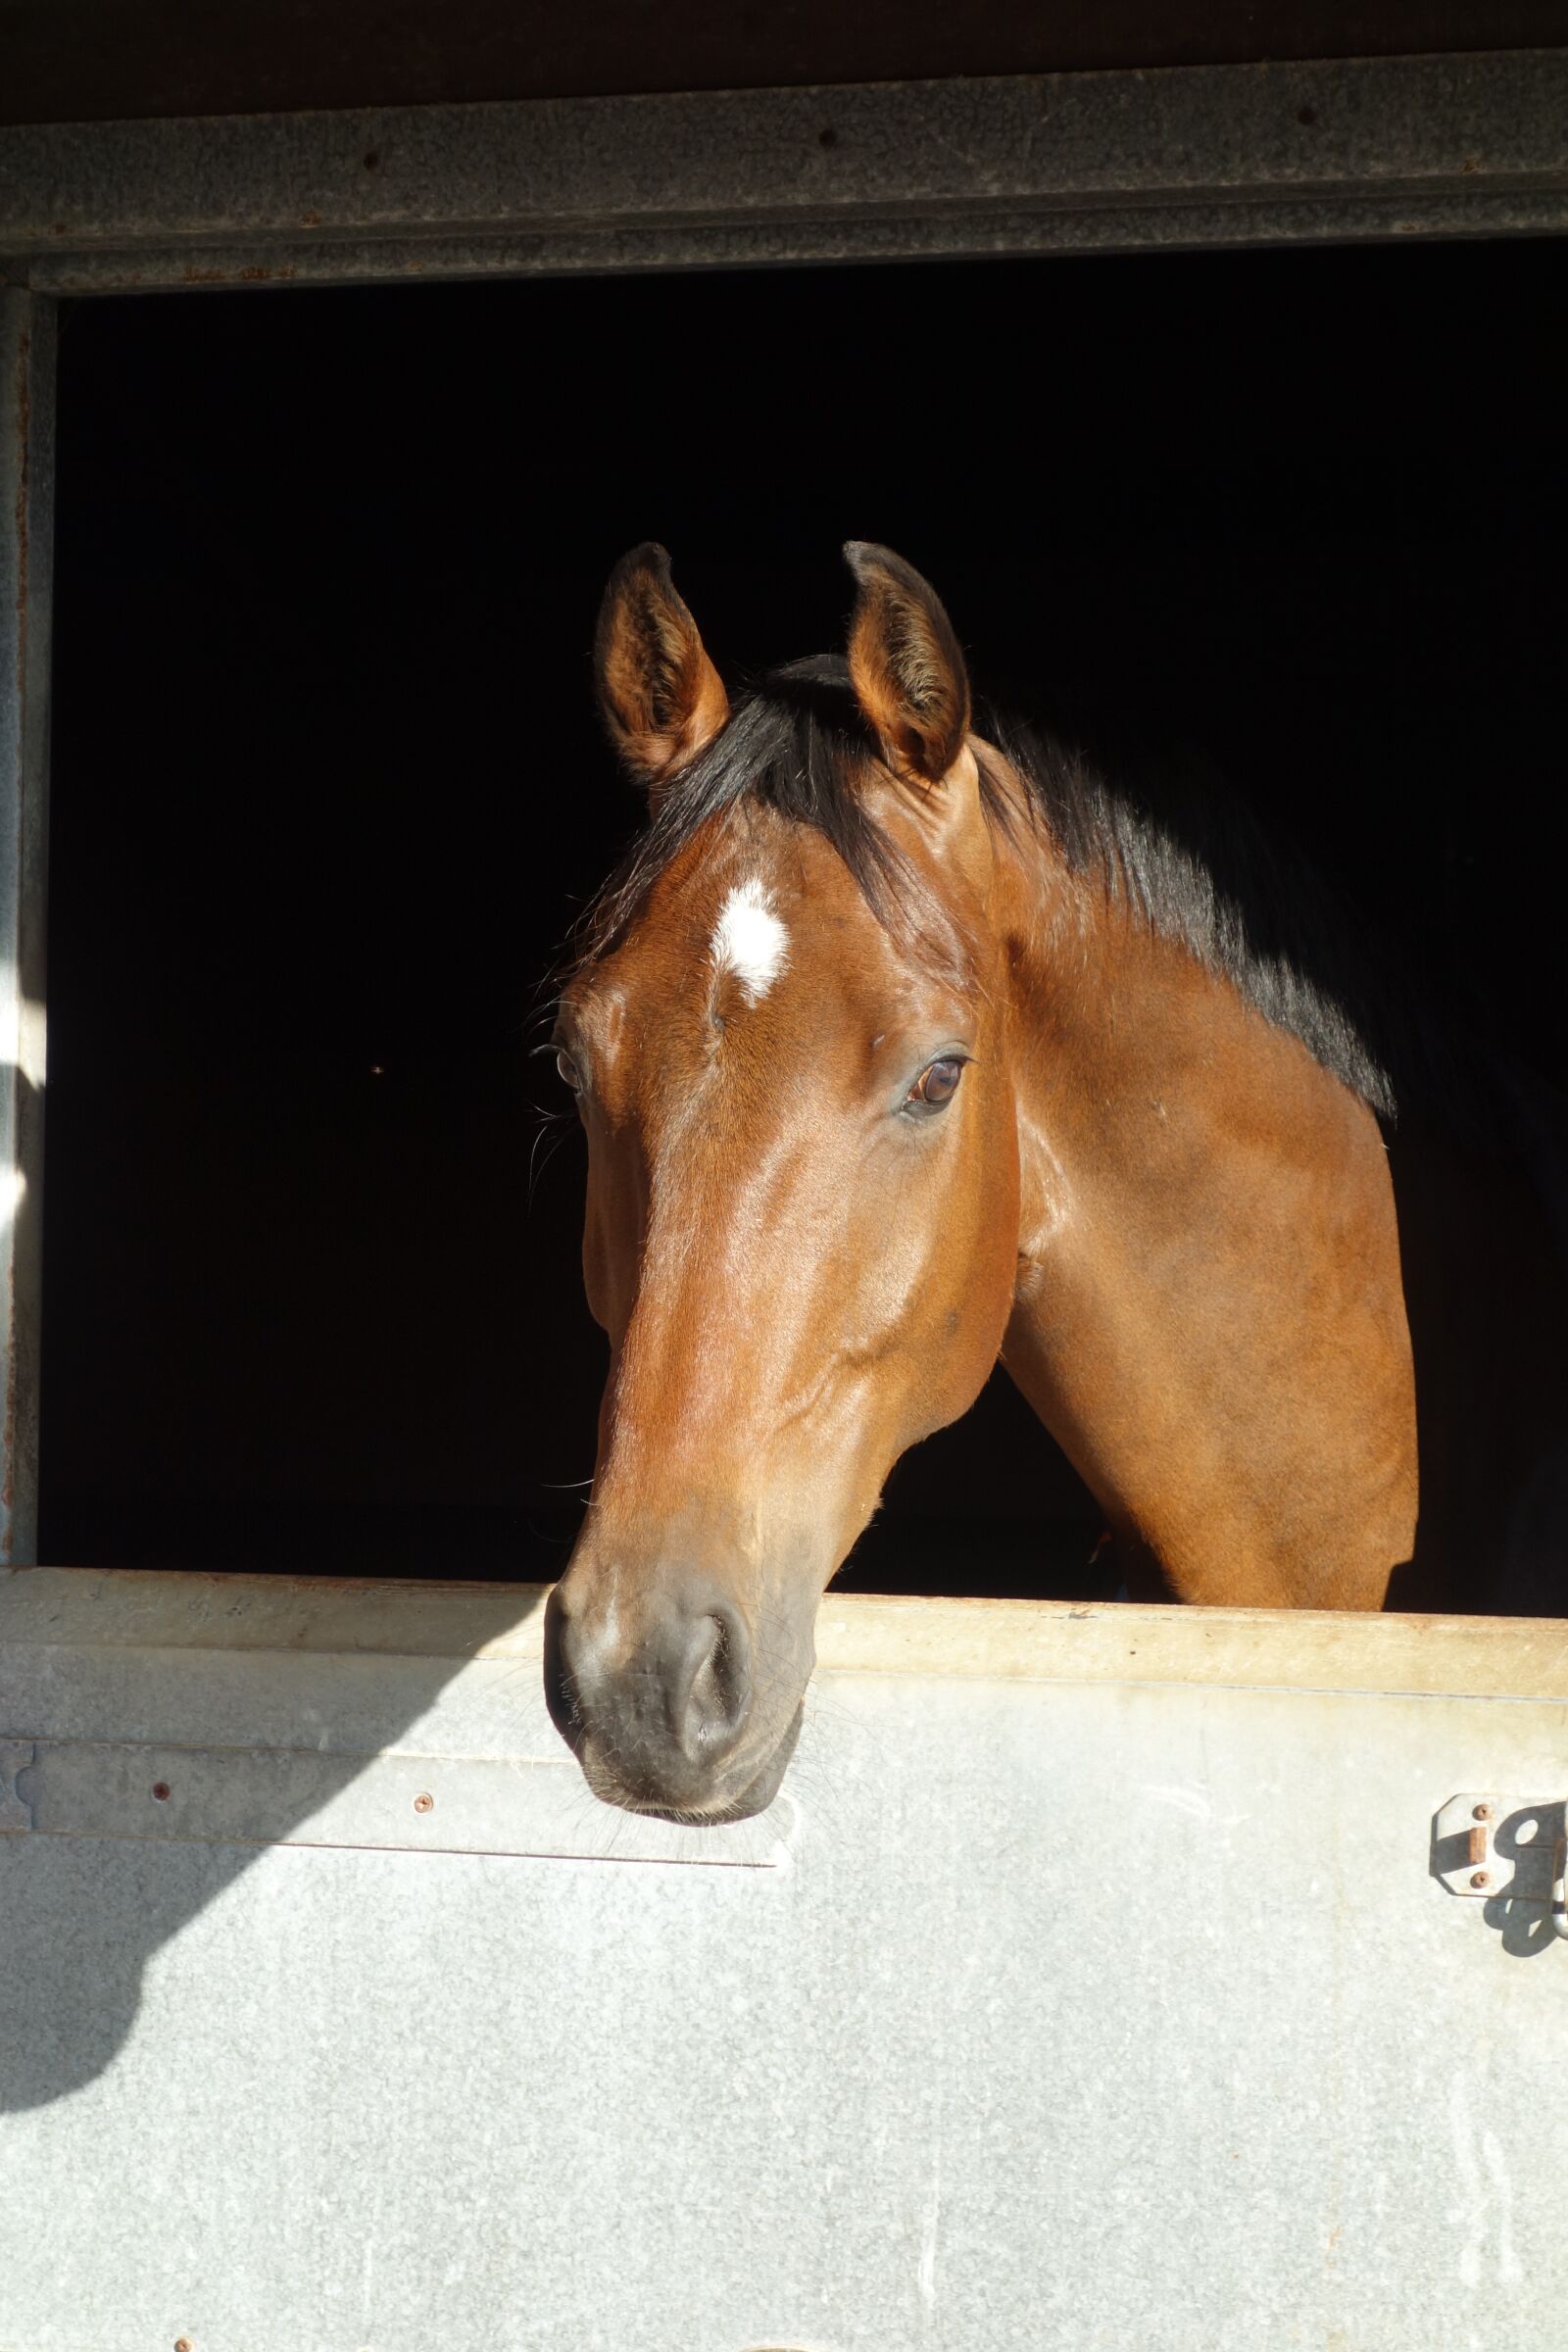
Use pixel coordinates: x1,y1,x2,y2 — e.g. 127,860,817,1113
992,828,1416,1609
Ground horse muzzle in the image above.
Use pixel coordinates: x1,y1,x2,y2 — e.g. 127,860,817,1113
543,1575,808,1821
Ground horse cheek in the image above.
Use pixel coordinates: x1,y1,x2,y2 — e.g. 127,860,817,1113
909,1089,1020,1444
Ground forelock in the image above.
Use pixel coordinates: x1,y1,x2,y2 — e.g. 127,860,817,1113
570,656,982,992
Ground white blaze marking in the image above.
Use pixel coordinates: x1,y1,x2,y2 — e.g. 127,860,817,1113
710,876,789,1005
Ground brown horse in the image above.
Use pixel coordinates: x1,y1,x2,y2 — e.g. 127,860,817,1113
543,542,1567,1821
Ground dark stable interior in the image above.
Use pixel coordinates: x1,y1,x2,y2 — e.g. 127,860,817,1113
40,239,1566,1594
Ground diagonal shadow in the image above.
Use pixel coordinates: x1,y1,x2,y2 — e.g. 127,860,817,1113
0,1566,551,2112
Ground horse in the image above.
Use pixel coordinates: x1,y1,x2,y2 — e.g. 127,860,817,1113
542,540,1568,1822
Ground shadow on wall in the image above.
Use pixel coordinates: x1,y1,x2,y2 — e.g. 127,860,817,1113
0,1571,550,2113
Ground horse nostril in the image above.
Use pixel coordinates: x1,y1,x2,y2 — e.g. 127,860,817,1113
544,1582,759,1794
673,1603,752,1762
542,1592,584,1744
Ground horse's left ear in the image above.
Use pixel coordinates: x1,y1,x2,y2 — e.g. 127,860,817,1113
844,541,972,787
595,543,730,796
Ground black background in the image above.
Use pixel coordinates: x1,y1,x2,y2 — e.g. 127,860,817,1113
5,1,1560,125
39,238,1566,1590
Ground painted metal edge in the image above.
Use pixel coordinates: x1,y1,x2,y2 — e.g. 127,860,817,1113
1,51,1565,290
0,1735,793,1866
0,290,53,1567
17,187,1567,297
4,1567,1566,1701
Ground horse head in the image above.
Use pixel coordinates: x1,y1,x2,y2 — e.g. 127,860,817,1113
544,543,1022,1819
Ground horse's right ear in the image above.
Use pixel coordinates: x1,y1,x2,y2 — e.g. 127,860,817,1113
594,544,729,796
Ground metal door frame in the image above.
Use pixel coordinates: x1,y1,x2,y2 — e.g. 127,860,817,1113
4,46,1566,1560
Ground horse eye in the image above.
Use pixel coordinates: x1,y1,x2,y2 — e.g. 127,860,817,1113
556,1051,582,1092
907,1056,965,1110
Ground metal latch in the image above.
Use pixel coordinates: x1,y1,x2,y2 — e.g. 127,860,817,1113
1433,1793,1568,1939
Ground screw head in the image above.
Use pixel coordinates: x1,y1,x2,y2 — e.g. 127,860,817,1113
151,1782,172,1802
1470,1870,1491,1888
413,1791,434,1815
1472,1803,1493,1822
174,2337,193,2351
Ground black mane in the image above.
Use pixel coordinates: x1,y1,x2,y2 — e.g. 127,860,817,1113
578,654,1446,1121
987,709,1400,1115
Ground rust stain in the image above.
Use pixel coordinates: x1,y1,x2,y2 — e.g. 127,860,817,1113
180,264,299,288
